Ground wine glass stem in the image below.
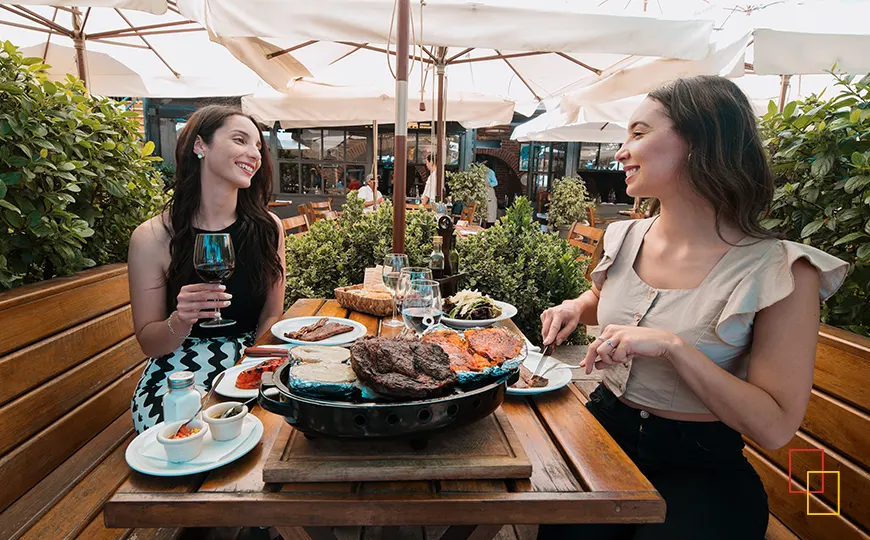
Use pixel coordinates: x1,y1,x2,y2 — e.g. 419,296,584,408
213,282,222,322
392,295,398,321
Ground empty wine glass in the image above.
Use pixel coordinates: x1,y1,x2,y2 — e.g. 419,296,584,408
396,266,433,308
401,279,443,334
194,233,236,328
382,253,409,327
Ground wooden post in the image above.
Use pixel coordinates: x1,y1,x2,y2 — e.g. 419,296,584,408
392,0,410,253
372,120,379,209
436,60,446,201
778,74,791,112
71,7,88,88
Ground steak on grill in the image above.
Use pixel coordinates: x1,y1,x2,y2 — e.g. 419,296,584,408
350,336,457,399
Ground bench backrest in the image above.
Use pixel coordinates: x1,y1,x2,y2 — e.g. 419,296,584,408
567,222,604,282
460,203,477,224
0,264,145,512
745,325,870,539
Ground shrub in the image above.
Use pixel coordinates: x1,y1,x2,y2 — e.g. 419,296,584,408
456,197,590,346
446,162,489,222
284,193,437,304
759,72,870,336
0,40,165,289
548,175,595,229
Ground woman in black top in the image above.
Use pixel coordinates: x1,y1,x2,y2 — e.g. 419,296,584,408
128,105,286,433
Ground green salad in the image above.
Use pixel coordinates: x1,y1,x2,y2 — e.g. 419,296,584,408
443,290,503,320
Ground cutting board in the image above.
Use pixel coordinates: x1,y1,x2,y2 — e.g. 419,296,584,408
263,409,532,483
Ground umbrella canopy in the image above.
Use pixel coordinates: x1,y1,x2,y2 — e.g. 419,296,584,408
0,2,285,96
9,0,166,14
242,80,515,129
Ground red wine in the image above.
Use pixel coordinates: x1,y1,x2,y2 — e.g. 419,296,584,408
195,263,235,283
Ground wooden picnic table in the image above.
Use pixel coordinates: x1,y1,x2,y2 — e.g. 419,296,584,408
104,299,664,540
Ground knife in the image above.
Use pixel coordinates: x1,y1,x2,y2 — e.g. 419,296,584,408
244,346,290,357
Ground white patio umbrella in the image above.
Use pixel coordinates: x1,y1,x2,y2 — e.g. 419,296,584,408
511,107,629,144
0,2,292,96
9,0,166,14
242,80,515,129
561,0,870,114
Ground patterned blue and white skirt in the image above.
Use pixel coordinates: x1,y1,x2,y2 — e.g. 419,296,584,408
131,332,254,433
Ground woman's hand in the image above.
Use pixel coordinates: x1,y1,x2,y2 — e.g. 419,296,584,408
540,299,582,347
175,283,232,326
582,325,682,374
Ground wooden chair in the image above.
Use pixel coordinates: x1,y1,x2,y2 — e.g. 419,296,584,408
567,221,605,281
281,215,309,236
297,204,312,225
308,199,335,222
0,264,185,539
459,203,477,224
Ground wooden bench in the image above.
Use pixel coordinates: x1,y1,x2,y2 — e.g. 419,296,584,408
566,221,604,281
0,264,183,539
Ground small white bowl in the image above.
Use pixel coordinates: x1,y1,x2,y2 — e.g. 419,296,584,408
202,402,248,441
157,419,208,462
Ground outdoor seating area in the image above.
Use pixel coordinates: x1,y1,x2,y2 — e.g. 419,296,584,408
2,1,870,540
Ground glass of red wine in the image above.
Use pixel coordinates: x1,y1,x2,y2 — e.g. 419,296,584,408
194,233,236,328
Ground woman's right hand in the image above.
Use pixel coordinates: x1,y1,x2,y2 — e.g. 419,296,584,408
541,299,582,347
175,283,232,326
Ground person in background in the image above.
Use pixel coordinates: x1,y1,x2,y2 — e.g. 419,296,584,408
357,172,384,213
347,173,362,192
127,105,286,434
476,155,498,226
421,154,438,205
538,76,848,539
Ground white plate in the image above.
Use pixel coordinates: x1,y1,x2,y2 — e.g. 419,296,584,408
271,317,368,345
507,352,572,396
125,415,263,477
214,361,281,399
441,300,518,328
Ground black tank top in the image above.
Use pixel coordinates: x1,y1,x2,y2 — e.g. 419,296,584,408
177,219,266,339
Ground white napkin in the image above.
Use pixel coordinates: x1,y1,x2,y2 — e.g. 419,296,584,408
140,418,256,465
525,338,542,353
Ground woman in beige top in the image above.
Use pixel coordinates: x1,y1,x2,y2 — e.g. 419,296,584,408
538,76,848,540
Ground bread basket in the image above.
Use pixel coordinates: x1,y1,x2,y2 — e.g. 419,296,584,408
334,284,394,317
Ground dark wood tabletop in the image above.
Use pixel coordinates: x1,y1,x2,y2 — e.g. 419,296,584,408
104,299,664,540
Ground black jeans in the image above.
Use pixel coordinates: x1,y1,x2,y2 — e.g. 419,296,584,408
538,384,768,540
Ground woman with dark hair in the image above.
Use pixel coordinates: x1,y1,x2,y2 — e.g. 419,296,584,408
128,105,286,433
421,153,437,205
539,76,848,539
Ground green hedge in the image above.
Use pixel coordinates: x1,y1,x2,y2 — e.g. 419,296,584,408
0,40,166,289
759,73,870,336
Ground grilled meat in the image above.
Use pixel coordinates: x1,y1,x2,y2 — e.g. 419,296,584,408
421,330,491,372
350,336,457,399
512,364,548,389
285,317,328,339
285,318,354,342
464,328,523,365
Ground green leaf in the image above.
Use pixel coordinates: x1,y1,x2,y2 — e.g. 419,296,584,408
858,244,870,261
833,232,867,246
58,162,76,171
852,152,866,166
63,183,81,192
767,100,778,116
101,141,116,151
0,199,20,213
811,155,834,178
845,175,870,193
0,171,22,185
782,101,797,119
0,181,6,199
5,210,24,228
866,219,870,236
801,219,826,238
141,140,155,157
850,109,862,123
43,81,56,95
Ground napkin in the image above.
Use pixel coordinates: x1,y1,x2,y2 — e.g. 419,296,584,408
524,338,542,354
140,418,256,465
363,266,390,293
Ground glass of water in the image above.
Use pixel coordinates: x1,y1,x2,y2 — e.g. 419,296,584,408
401,279,442,334
382,253,409,327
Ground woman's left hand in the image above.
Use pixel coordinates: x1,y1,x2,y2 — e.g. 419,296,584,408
582,325,683,374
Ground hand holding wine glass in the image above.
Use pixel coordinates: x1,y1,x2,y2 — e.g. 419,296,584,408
194,233,236,328
382,253,409,328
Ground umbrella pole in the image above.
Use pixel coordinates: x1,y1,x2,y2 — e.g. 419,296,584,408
778,74,791,112
436,61,446,201
72,7,88,88
372,120,379,210
392,0,410,253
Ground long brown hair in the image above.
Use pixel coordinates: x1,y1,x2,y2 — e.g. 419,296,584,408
647,75,775,239
164,105,281,307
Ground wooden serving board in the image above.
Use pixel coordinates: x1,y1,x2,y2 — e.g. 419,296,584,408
263,409,532,483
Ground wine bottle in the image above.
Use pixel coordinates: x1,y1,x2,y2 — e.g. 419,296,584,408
429,236,445,279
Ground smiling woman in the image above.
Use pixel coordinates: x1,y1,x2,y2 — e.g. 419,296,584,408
126,105,287,434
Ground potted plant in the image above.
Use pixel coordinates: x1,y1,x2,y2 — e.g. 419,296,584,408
548,175,595,236
446,163,489,224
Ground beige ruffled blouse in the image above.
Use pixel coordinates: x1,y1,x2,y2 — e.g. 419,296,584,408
591,217,849,414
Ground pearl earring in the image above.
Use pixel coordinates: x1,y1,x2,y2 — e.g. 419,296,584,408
196,152,203,159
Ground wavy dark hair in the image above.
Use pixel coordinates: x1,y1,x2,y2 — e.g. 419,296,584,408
164,105,281,309
647,75,776,240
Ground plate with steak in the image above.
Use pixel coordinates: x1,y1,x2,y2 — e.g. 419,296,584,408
216,359,286,399
507,352,571,396
271,316,368,346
